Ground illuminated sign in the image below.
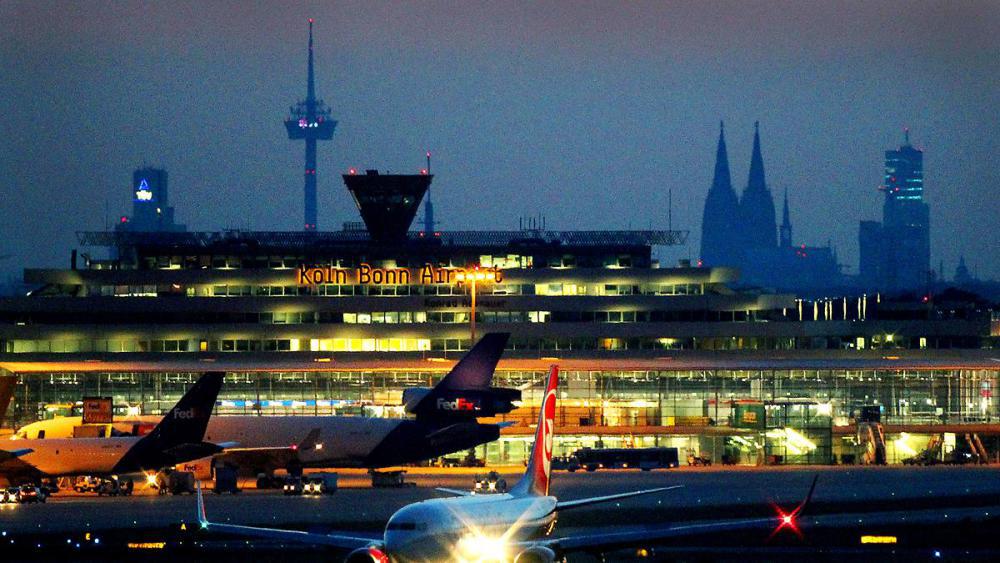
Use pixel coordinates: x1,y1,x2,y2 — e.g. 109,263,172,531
128,542,167,549
296,263,504,286
135,178,153,201
860,535,897,544
734,403,766,430
82,396,113,424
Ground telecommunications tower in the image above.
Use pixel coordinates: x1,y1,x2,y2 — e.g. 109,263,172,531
284,19,337,231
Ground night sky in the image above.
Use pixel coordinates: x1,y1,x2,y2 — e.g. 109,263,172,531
2,1,998,284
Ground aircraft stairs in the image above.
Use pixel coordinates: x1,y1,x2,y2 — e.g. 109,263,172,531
858,421,887,465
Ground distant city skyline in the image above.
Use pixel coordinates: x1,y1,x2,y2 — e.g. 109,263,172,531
1,2,998,281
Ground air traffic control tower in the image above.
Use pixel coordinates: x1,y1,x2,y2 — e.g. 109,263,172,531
285,19,336,231
343,170,433,243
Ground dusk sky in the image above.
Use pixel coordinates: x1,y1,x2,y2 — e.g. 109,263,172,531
2,1,998,283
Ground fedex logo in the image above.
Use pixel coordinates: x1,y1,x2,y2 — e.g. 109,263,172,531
173,408,202,419
436,397,481,412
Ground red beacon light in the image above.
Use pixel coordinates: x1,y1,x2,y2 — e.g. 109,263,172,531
768,475,817,541
348,168,357,175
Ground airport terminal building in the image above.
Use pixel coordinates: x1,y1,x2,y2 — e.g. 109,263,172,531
2,170,998,466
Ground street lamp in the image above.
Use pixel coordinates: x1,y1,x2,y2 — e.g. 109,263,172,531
454,266,498,342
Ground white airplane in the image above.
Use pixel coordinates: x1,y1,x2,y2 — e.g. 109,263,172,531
11,334,520,480
198,365,817,562
0,372,226,485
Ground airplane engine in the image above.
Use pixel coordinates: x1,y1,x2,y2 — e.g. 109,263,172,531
344,546,390,563
178,456,214,480
513,546,556,563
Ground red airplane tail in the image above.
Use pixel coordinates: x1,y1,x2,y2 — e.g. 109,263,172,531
511,365,558,497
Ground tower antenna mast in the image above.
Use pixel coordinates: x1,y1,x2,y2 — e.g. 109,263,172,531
285,18,337,231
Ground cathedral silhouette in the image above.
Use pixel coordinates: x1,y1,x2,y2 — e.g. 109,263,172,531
700,122,839,291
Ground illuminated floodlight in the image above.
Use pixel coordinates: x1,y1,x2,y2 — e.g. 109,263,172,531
893,433,917,457
783,428,817,452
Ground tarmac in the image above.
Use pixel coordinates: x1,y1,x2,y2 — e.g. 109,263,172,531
2,465,1000,560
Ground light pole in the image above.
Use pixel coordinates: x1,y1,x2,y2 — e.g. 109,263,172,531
454,266,498,343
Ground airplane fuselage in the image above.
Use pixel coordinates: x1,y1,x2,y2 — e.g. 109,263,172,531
0,435,142,478
383,494,558,562
14,415,500,470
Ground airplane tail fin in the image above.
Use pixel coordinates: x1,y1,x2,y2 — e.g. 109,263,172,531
150,372,224,448
510,365,558,498
437,332,509,390
0,375,16,429
112,372,224,473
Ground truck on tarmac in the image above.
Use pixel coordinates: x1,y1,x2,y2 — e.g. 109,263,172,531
303,473,338,495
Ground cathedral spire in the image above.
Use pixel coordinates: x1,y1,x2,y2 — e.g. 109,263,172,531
747,120,767,193
739,120,778,249
700,120,742,267
711,120,733,193
780,188,792,248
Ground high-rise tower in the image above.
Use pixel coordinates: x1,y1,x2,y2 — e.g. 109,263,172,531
285,19,337,231
880,128,929,290
117,167,185,232
739,121,778,251
700,122,742,266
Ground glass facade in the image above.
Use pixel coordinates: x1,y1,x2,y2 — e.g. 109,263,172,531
9,366,998,466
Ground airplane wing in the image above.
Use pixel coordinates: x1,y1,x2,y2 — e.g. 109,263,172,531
555,485,683,510
196,482,378,549
0,448,33,461
536,516,782,555
434,487,473,497
530,476,817,557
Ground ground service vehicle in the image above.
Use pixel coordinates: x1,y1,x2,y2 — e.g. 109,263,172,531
303,473,337,495
16,485,46,503
573,447,680,471
73,475,103,493
472,470,507,494
282,477,304,495
96,476,133,496
212,465,240,494
1,486,19,503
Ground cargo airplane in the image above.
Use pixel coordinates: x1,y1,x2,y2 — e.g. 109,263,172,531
0,372,225,486
10,333,520,478
197,365,817,562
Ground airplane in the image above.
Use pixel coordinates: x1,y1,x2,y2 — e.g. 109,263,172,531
10,333,521,480
0,371,226,486
197,365,817,562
